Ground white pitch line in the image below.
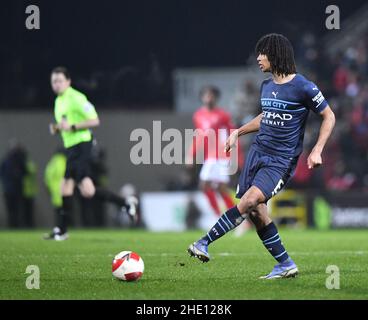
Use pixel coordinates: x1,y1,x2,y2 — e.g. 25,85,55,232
109,251,368,257
217,251,368,256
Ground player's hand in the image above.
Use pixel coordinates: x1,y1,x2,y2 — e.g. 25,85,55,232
59,119,71,131
225,130,239,153
49,123,60,135
307,149,322,169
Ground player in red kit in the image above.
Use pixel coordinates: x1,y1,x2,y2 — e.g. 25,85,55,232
188,86,249,231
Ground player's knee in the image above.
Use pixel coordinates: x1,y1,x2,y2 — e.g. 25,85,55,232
61,181,74,196
238,196,259,214
80,187,95,199
79,179,96,198
249,210,259,220
61,187,72,197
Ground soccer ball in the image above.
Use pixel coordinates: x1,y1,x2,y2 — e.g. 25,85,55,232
112,251,144,281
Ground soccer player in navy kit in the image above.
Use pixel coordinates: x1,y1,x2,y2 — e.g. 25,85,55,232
188,34,336,279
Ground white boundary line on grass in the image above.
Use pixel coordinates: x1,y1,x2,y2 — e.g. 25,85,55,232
107,250,368,257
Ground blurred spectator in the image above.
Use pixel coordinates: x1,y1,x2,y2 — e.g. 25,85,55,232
231,80,259,127
333,63,349,94
230,81,259,161
22,156,38,227
326,160,357,191
350,90,368,150
295,32,319,72
345,72,360,98
44,149,67,229
0,141,28,228
289,152,313,187
279,31,368,192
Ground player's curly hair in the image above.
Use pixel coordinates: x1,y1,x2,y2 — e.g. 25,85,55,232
255,33,297,76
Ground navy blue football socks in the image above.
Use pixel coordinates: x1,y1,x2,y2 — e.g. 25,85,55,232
257,222,290,263
202,206,245,244
201,207,290,264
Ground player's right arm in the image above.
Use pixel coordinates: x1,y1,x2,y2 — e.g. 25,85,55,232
225,113,262,152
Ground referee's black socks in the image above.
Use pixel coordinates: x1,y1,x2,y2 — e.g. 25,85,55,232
59,196,73,234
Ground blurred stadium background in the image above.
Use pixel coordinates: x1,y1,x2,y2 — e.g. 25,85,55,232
1,0,368,232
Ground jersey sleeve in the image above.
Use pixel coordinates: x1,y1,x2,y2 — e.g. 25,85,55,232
73,93,98,120
303,82,328,114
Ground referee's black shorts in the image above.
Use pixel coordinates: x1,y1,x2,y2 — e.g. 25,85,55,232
64,141,92,183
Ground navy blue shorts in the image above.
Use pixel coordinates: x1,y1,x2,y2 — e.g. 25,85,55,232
236,146,298,201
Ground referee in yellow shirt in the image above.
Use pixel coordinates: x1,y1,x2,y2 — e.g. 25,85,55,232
45,67,137,240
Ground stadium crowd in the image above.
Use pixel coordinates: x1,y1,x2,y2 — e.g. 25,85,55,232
295,32,368,192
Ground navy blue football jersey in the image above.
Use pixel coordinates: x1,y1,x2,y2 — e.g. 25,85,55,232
253,73,328,157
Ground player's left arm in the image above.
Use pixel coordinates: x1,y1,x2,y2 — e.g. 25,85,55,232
307,105,336,169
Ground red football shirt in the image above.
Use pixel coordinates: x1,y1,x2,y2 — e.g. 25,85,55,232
189,106,235,161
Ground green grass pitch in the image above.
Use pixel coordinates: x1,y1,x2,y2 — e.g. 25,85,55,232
0,229,367,300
